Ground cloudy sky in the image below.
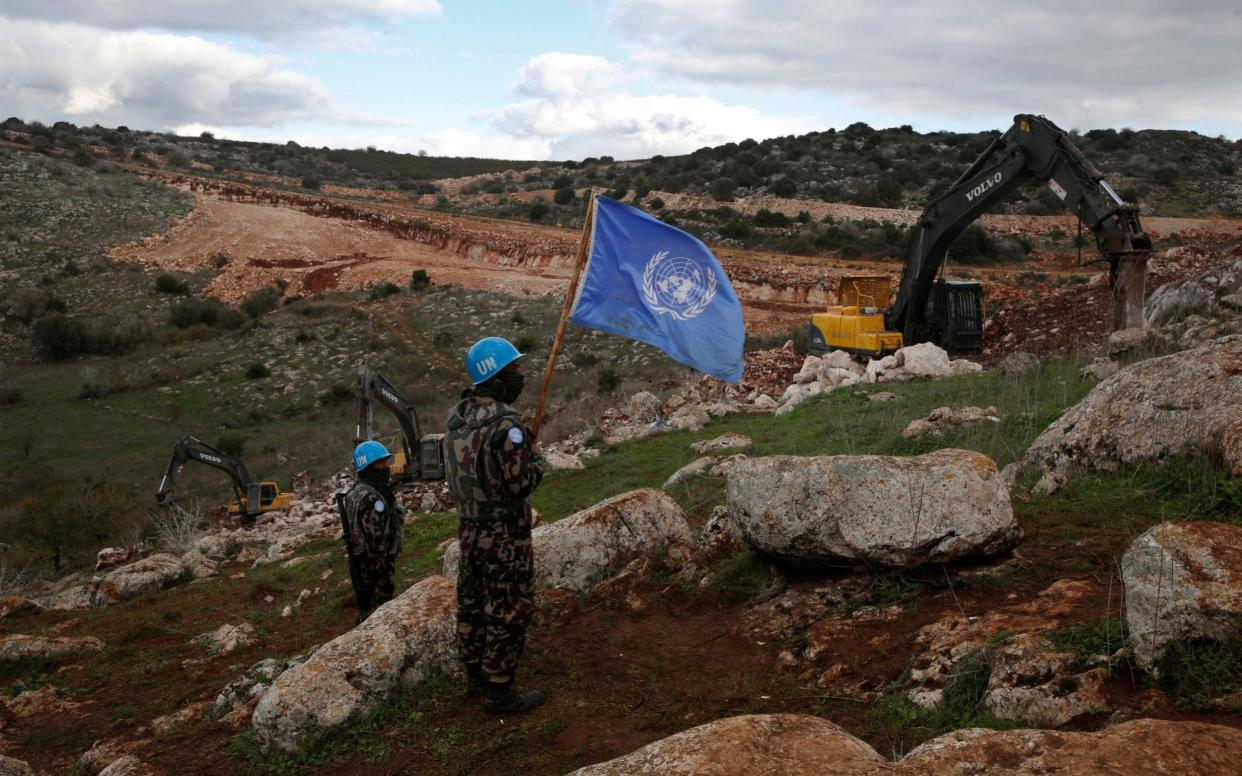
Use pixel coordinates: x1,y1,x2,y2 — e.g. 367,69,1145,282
2,1,1240,160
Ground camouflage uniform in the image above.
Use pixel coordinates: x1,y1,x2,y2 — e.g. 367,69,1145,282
341,480,405,620
444,395,544,684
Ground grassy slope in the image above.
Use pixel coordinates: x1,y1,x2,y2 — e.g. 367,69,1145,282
7,353,1239,775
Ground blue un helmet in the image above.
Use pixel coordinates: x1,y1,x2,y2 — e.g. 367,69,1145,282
466,337,524,385
352,440,392,472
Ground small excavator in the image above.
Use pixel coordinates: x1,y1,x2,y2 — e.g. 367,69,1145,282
155,435,296,520
355,365,445,485
809,113,1153,356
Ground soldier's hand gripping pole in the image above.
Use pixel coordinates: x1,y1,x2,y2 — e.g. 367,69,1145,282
336,492,369,617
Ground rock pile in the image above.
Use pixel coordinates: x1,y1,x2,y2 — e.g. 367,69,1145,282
902,406,1000,438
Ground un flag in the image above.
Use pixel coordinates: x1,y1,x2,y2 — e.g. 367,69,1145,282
569,195,745,383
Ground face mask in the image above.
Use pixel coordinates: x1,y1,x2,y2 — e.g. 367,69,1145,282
495,370,525,403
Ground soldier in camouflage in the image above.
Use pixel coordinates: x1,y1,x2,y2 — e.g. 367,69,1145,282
341,440,405,623
445,336,546,715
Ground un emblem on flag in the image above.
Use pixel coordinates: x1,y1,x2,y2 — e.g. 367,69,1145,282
642,251,718,321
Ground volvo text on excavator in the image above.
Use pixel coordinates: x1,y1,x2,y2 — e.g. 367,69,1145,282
155,435,296,521
355,365,445,485
809,114,1153,356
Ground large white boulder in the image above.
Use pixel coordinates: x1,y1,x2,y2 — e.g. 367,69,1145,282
726,450,1019,568
564,714,884,776
442,489,691,592
252,575,458,752
1122,521,1242,670
1020,336,1242,492
44,554,186,610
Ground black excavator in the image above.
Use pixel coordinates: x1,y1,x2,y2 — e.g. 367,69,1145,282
354,365,445,485
810,114,1153,355
155,435,296,520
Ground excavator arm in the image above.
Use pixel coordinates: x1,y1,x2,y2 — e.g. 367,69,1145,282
889,114,1153,345
156,435,260,515
355,365,444,483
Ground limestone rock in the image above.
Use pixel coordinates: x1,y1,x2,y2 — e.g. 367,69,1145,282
983,633,1110,726
901,406,1000,439
753,394,777,410
1000,351,1039,378
1107,327,1167,357
907,580,1097,707
194,533,238,561
1122,521,1242,670
96,756,156,776
727,450,1019,568
628,391,661,422
1079,357,1120,381
0,755,35,776
900,718,1242,775
180,548,218,579
697,505,740,559
198,622,260,655
1,684,91,721
95,546,139,572
542,450,586,471
662,456,716,490
443,489,691,592
1145,280,1215,328
0,596,41,619
45,553,186,610
1020,336,1242,491
668,405,710,432
564,714,884,776
792,355,822,384
950,358,984,376
0,634,104,662
690,432,753,454
252,575,459,752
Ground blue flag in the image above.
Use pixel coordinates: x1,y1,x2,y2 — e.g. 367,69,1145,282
569,195,745,383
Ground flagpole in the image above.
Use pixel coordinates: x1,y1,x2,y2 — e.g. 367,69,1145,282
531,190,595,437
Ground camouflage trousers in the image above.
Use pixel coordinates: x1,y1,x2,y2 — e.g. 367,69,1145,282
456,515,534,683
351,554,396,622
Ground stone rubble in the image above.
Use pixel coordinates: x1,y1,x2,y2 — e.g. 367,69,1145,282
901,405,1001,439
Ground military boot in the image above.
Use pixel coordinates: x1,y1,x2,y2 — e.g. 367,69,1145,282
466,663,487,699
484,680,543,715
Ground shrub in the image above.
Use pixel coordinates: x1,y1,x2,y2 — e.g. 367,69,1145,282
528,202,550,222
244,362,271,379
709,177,737,201
240,286,280,318
755,209,791,228
215,433,247,457
596,367,621,394
433,331,453,349
410,269,431,291
301,177,321,190
148,503,206,555
769,177,797,197
369,282,401,301
154,274,190,295
31,316,87,359
553,187,576,205
1155,638,1242,709
570,350,599,368
0,385,24,405
169,298,243,329
950,225,998,264
10,481,144,572
319,383,354,405
516,334,536,353
647,197,665,211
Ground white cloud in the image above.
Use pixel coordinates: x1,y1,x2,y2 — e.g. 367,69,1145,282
0,19,329,129
0,1,441,39
609,0,1242,133
486,51,811,159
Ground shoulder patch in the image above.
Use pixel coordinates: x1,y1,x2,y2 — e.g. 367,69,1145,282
374,500,386,513
507,426,525,445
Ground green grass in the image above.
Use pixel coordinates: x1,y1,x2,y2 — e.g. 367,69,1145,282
867,651,1018,758
1154,639,1242,710
1046,618,1126,661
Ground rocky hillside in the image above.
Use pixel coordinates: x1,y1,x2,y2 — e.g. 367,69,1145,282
2,324,1241,774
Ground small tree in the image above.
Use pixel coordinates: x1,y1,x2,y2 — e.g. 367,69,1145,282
154,274,190,295
709,177,737,202
553,187,576,205
529,202,550,222
240,286,280,318
410,269,431,291
301,177,321,190
245,362,271,379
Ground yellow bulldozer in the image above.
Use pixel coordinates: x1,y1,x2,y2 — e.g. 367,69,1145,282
808,275,904,358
